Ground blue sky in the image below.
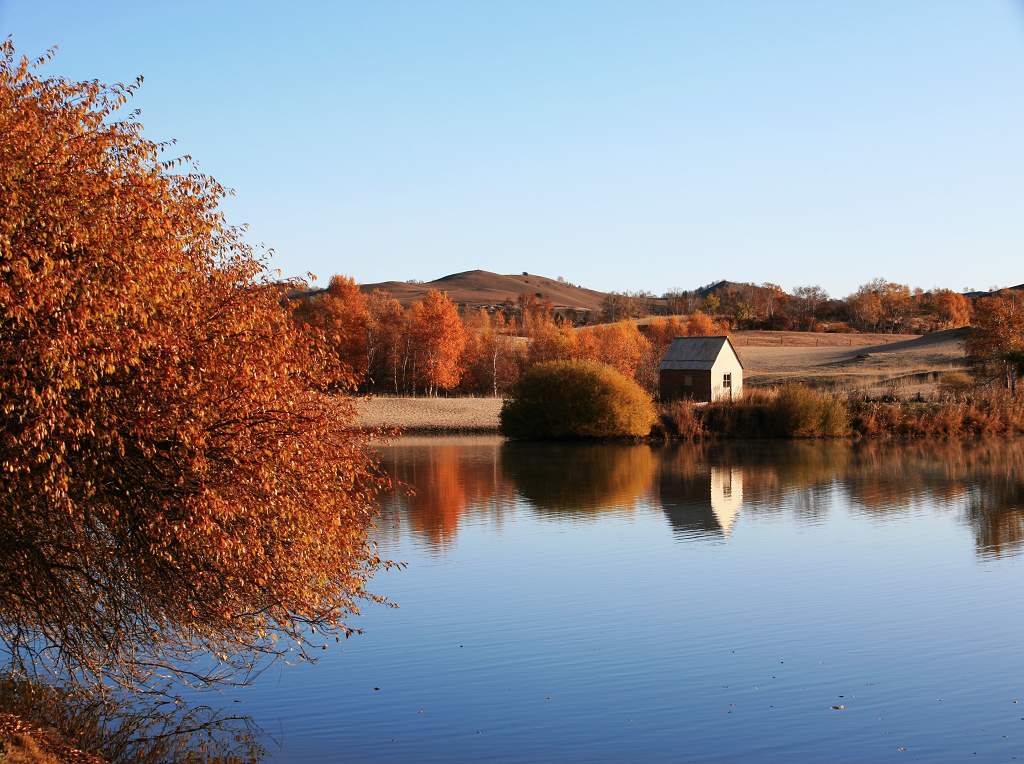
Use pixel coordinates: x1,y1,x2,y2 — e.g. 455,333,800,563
3,1,1023,296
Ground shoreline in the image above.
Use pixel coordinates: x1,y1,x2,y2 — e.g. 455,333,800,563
358,394,1024,441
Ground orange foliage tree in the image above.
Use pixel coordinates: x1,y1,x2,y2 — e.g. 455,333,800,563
928,289,972,329
0,44,387,691
645,316,688,350
966,293,1024,391
461,309,521,396
296,274,370,386
686,311,717,336
526,314,579,366
409,290,466,395
366,289,406,392
577,321,653,384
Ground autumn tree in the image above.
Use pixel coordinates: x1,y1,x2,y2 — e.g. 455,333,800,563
526,314,579,365
757,283,787,326
791,285,829,331
703,293,721,316
847,289,883,331
966,293,1024,392
409,290,466,395
295,274,370,386
0,44,387,693
848,279,912,333
686,311,717,336
365,289,406,393
928,289,972,329
577,321,654,384
462,309,521,396
645,316,688,354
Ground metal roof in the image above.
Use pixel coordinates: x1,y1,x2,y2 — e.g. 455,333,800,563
659,335,743,371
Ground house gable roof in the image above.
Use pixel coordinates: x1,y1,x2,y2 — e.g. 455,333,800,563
659,335,744,371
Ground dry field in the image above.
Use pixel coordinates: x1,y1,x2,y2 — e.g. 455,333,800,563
734,328,970,395
356,396,503,433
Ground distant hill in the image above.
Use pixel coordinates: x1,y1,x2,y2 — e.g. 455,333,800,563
964,284,1024,299
360,269,609,313
694,280,752,298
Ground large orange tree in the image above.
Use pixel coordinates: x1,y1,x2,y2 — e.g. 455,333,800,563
0,43,387,690
409,290,466,395
295,274,371,386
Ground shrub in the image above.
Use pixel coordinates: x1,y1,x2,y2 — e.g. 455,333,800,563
660,400,706,440
687,386,848,439
849,390,1024,438
500,360,656,439
770,384,850,437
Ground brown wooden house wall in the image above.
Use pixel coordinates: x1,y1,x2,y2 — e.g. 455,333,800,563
659,369,713,402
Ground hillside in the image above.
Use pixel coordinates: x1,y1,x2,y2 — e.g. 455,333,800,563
736,327,970,395
360,269,608,312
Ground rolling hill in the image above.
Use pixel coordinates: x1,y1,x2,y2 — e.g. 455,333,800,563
360,270,609,312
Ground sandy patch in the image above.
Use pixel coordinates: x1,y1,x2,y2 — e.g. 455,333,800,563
356,396,503,433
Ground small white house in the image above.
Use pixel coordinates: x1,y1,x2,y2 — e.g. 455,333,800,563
659,335,744,402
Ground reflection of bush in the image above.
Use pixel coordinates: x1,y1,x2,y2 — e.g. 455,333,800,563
501,443,657,514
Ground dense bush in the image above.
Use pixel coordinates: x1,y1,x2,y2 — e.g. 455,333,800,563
772,384,850,437
500,360,656,439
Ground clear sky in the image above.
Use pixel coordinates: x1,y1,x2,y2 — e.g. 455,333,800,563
3,1,1023,296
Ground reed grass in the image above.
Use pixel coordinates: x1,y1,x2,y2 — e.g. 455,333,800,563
658,386,1024,440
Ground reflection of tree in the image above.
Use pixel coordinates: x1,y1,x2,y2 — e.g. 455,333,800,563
381,440,515,547
501,443,658,515
383,438,1024,559
965,479,1024,559
0,673,261,763
655,440,1024,558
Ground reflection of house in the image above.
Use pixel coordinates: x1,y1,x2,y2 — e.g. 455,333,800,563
658,466,743,539
659,336,743,402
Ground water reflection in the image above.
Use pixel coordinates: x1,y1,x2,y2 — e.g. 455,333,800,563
380,437,1024,559
502,442,657,516
378,438,516,548
658,462,742,539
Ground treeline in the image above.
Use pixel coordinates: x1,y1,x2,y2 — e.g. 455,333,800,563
606,278,976,334
292,276,727,397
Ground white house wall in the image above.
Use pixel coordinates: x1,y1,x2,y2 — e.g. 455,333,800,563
709,347,744,401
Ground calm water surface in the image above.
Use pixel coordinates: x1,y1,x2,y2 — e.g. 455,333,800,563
228,438,1024,762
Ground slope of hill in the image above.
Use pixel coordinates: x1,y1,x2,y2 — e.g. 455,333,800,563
737,328,969,395
360,270,608,312
964,284,1024,298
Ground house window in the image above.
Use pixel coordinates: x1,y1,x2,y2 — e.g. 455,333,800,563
723,373,732,389
684,374,692,386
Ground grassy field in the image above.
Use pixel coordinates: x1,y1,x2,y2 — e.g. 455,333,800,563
734,328,969,396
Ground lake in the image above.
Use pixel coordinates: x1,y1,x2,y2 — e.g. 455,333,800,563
226,437,1024,762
